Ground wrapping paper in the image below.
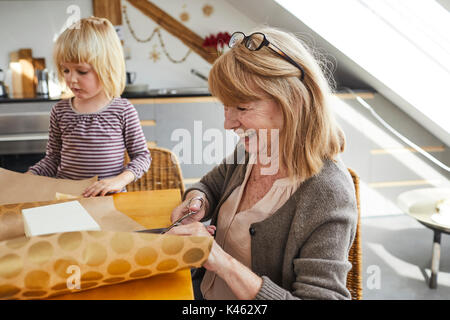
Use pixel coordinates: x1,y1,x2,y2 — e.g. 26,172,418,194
55,193,79,200
0,197,143,242
0,168,97,205
0,230,212,299
0,169,213,299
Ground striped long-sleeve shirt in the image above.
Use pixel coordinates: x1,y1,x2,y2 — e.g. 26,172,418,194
29,98,151,182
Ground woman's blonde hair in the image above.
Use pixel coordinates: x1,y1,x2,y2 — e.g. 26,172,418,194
209,27,345,181
53,16,125,99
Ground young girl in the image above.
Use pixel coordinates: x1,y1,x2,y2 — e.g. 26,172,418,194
28,17,151,197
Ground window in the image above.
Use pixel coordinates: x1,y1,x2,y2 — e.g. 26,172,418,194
275,0,450,143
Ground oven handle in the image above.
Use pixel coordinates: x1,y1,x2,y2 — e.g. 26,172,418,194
0,133,49,142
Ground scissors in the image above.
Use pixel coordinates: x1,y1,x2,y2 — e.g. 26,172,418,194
136,196,205,234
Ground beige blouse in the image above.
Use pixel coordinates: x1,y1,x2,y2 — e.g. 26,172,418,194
201,154,301,300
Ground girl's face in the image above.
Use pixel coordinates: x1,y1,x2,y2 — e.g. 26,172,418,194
61,62,104,101
224,98,284,154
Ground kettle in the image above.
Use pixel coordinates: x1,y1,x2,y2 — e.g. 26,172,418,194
0,69,8,98
126,71,136,85
36,69,49,97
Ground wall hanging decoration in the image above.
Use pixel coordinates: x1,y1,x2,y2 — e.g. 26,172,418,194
149,44,160,62
123,5,192,64
202,3,214,17
203,32,231,55
179,3,190,22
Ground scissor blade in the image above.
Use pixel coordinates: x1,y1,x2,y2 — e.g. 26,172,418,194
136,228,167,234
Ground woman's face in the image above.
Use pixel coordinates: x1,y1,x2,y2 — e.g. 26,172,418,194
224,98,284,155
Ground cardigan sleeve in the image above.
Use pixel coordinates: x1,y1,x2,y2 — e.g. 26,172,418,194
289,217,355,299
255,212,355,300
255,167,357,300
255,215,355,300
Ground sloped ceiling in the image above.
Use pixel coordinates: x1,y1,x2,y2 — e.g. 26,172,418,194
436,0,450,11
224,0,374,89
225,0,450,147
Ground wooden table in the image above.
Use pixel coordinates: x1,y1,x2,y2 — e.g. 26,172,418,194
51,189,194,300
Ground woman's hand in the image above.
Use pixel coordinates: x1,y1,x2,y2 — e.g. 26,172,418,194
168,222,262,299
171,190,209,225
83,170,135,197
166,222,222,272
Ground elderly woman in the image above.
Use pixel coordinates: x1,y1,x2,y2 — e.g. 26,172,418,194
169,27,357,300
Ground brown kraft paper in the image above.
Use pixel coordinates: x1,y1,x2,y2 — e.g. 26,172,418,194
0,168,97,205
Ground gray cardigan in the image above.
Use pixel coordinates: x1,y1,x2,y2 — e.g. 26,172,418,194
185,150,358,300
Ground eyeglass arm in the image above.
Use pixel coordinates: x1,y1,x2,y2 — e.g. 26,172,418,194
267,43,305,81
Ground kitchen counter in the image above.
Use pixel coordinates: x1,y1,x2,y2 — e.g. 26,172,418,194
0,89,375,104
0,87,212,104
0,96,61,104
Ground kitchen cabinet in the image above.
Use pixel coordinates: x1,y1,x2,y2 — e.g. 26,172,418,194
132,97,231,183
0,101,52,155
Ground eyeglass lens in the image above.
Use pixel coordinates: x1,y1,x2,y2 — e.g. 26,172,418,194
229,32,245,48
246,33,264,50
229,32,265,51
228,31,305,81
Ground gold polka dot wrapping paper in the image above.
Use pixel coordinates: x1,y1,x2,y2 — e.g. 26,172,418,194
0,196,212,300
0,230,212,299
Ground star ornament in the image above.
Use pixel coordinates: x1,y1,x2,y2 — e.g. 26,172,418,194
203,4,213,17
150,45,161,62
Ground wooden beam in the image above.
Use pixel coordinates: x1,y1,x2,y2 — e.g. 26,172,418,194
93,0,122,25
140,120,156,126
370,145,445,155
336,92,374,100
127,0,218,64
130,96,218,105
368,179,440,188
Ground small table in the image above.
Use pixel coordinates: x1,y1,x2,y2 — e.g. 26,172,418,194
50,189,195,300
398,188,450,289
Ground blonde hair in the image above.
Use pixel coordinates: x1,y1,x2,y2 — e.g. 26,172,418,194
53,16,125,99
209,27,345,181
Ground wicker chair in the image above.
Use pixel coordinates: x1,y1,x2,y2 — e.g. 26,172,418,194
347,168,363,300
124,146,185,196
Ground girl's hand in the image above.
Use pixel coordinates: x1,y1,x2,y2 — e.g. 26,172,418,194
83,170,134,197
170,190,208,225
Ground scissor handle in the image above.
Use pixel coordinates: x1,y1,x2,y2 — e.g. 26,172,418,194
187,196,204,211
163,196,205,233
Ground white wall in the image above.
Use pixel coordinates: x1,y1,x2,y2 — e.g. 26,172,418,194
0,0,257,90
0,0,93,88
123,0,256,88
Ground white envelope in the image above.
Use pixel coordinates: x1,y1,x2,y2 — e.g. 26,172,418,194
22,200,101,237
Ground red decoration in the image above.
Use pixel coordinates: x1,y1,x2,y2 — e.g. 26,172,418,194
203,32,231,52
